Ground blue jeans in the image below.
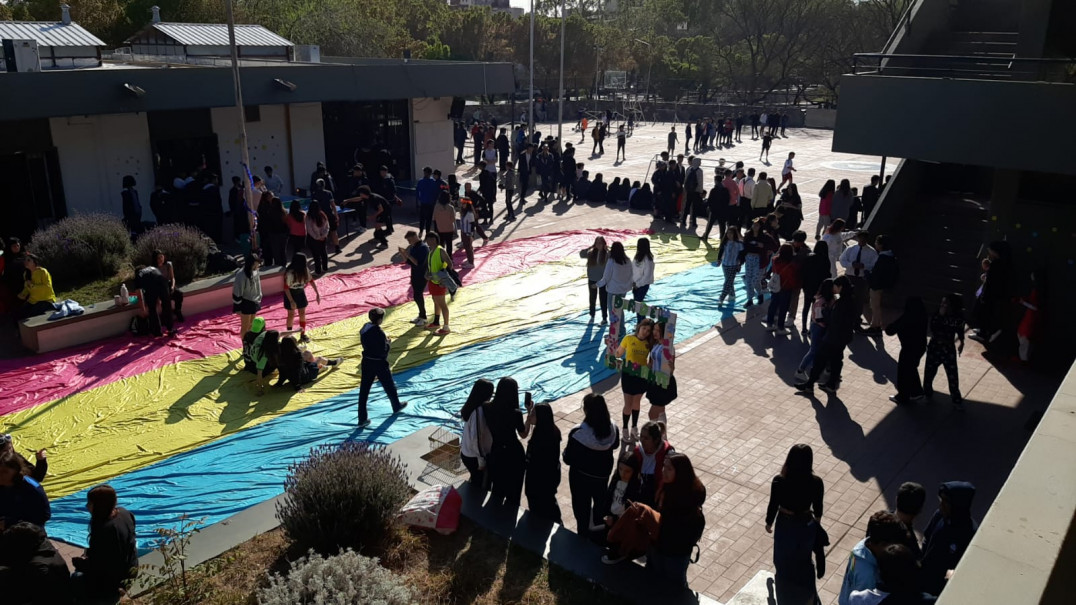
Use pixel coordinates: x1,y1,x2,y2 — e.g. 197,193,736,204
744,255,762,301
766,290,792,329
646,546,691,588
798,323,826,372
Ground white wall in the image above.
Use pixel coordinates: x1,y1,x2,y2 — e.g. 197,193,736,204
287,102,325,193
49,113,154,220
411,97,454,175
212,104,293,200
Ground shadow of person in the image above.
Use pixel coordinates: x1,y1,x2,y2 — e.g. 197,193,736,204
165,356,245,424
810,393,867,476
499,528,544,603
847,335,896,386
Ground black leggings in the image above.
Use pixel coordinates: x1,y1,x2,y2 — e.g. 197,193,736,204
411,279,427,319
924,344,961,401
307,237,328,274
588,283,608,318
569,470,607,541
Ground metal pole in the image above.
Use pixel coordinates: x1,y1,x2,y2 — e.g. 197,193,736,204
557,0,565,144
225,0,256,249
879,155,887,184
529,0,535,138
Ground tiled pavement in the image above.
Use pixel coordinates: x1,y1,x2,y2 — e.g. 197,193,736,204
52,123,1061,603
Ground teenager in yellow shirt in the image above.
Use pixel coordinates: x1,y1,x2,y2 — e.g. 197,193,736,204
18,254,56,319
616,318,654,444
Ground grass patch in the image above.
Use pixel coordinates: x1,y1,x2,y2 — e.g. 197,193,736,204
55,263,134,306
134,518,619,605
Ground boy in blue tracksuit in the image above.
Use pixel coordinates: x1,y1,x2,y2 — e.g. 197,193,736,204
357,308,407,428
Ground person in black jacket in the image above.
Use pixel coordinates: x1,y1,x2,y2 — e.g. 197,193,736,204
135,265,174,338
0,451,50,528
920,481,977,596
647,453,707,587
496,127,511,170
357,308,407,429
885,297,928,405
796,275,856,393
0,522,73,605
486,378,529,507
71,485,137,600
275,336,342,392
563,393,619,541
866,235,900,334
120,175,142,236
702,172,731,240
588,173,608,203
799,241,831,338
0,435,46,484
524,402,562,523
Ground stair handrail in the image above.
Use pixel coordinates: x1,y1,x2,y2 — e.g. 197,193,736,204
881,0,919,56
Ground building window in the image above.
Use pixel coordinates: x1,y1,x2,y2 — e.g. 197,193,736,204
244,105,260,122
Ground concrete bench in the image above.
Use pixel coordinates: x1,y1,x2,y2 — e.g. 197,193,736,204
18,268,285,354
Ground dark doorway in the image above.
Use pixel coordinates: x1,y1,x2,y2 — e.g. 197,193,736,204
0,119,67,241
321,100,412,190
147,109,222,186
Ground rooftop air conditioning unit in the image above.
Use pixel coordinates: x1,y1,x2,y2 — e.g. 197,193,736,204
294,45,320,63
3,39,42,73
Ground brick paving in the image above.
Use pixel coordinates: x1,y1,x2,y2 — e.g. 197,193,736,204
51,124,1060,602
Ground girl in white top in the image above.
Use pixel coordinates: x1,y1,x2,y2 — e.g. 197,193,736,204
822,218,847,278
596,241,635,340
631,237,655,323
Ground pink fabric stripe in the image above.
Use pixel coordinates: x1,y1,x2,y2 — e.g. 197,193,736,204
0,229,639,416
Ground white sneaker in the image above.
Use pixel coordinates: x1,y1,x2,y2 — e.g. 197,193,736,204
630,425,639,444
621,426,631,444
410,316,425,325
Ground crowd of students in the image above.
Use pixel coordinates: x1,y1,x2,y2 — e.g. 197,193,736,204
0,434,138,604
459,381,705,589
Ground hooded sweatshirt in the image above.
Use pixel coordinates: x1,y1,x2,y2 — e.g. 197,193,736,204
562,422,620,480
921,481,977,595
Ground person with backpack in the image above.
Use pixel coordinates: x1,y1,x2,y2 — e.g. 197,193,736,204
460,379,496,490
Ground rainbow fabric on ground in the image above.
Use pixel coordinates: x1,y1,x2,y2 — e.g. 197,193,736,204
1,230,753,550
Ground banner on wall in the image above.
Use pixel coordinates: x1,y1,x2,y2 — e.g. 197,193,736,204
603,294,677,387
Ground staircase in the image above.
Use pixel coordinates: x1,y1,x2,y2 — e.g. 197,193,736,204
922,30,1024,79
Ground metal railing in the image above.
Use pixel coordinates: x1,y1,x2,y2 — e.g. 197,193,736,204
852,53,1076,83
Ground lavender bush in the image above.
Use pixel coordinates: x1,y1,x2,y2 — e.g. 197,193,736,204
29,213,131,286
276,442,410,554
257,549,414,605
134,224,210,285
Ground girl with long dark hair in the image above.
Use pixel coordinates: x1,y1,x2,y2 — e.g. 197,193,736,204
525,403,563,523
632,237,655,323
283,253,320,343
285,200,308,259
582,236,609,322
460,379,496,488
743,217,779,307
924,294,966,409
766,444,825,605
231,253,262,337
564,393,619,541
799,240,831,338
71,484,138,599
885,297,929,404
274,335,341,392
717,225,744,306
815,179,835,240
485,377,529,506
597,241,634,341
304,200,330,275
830,179,854,226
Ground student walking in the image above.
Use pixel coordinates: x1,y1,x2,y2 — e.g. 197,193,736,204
486,378,529,507
357,308,408,429
885,297,928,404
717,226,745,306
743,218,779,307
923,295,966,409
766,444,827,605
304,201,330,275
616,125,627,162
795,278,835,380
499,161,518,220
564,393,620,541
795,276,857,393
424,232,456,335
778,152,796,192
815,180,835,240
525,402,563,523
765,244,800,335
282,253,320,343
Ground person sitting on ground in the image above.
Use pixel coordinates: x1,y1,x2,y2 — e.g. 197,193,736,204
249,329,280,396
0,451,51,528
893,481,926,559
574,169,592,202
71,485,138,600
606,177,622,204
838,511,912,605
588,173,607,203
598,452,643,564
920,481,977,596
17,254,55,319
274,335,343,393
0,435,47,483
241,317,274,374
849,544,936,605
0,522,73,605
631,421,675,508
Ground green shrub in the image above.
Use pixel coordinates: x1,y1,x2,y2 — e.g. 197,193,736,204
277,442,410,554
134,224,210,285
29,213,131,286
258,549,414,605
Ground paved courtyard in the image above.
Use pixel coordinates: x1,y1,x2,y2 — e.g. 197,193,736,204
53,123,1059,604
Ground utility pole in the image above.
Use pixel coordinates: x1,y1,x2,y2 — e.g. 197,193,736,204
225,0,256,248
557,0,566,145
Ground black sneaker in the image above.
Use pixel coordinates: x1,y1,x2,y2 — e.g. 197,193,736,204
794,381,814,392
394,402,409,414
745,300,754,308
819,383,838,394
358,418,371,429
